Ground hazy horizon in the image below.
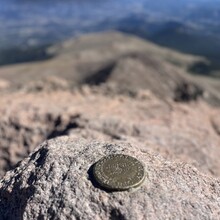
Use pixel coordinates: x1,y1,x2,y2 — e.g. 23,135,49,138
1,0,220,48
0,0,220,68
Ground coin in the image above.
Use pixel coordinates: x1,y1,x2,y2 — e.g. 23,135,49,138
93,154,145,190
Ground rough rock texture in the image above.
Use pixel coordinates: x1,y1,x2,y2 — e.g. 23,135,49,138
1,136,220,220
211,113,220,136
1,85,220,179
1,32,220,219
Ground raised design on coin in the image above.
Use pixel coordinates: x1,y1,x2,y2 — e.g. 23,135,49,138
93,154,145,190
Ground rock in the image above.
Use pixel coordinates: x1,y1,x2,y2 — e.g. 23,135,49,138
0,103,80,177
0,79,10,91
1,32,220,219
1,136,220,220
22,76,70,92
174,81,204,102
0,85,220,179
211,114,220,136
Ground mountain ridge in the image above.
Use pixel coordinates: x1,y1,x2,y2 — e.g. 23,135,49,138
1,31,220,219
0,31,219,105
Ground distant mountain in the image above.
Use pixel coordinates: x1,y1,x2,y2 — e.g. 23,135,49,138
0,0,220,74
0,31,219,104
91,13,220,73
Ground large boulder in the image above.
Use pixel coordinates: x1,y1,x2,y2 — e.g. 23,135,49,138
1,86,220,179
1,136,220,220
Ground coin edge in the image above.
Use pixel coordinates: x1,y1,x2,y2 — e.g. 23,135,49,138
92,154,146,190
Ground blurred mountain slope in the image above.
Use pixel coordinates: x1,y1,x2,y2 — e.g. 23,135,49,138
0,31,219,105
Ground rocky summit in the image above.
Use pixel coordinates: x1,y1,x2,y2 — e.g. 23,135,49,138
1,137,220,220
0,32,220,219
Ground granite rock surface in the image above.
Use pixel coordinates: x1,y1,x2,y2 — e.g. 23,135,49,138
1,136,220,220
0,85,220,178
1,32,220,219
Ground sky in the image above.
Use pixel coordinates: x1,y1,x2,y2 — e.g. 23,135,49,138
0,0,220,49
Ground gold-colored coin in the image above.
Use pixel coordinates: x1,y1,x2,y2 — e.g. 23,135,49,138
93,154,145,190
